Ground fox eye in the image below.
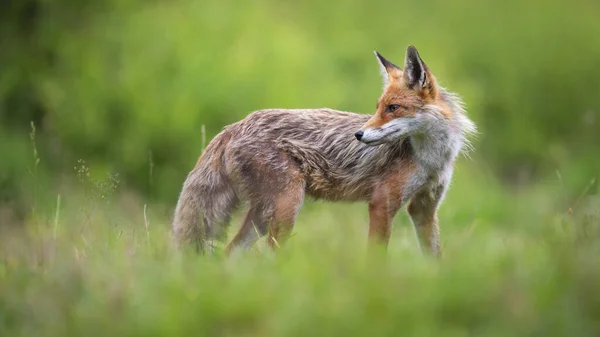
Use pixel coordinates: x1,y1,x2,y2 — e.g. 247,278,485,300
386,104,401,113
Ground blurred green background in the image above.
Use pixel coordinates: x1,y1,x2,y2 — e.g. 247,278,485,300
2,1,600,336
2,0,599,218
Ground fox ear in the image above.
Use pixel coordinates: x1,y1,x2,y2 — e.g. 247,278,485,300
403,46,428,89
374,51,401,86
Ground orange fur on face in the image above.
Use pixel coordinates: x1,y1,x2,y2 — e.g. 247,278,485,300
363,66,451,130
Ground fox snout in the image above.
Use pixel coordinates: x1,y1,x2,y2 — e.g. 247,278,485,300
355,127,384,146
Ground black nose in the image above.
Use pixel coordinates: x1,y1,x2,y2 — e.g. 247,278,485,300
354,130,364,141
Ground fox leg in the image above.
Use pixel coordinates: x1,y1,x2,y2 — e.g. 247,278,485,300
225,204,268,255
224,145,305,253
224,184,305,255
367,185,403,251
266,179,305,250
407,185,446,257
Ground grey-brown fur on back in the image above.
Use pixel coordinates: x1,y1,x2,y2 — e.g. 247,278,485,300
233,108,413,201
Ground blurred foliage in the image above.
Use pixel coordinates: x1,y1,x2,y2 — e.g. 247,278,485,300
1,0,599,207
1,165,600,336
1,2,600,334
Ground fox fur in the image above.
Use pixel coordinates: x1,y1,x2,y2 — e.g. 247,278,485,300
172,46,476,256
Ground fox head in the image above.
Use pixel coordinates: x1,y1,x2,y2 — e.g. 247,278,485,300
355,46,450,146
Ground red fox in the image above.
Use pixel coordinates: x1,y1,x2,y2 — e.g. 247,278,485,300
172,46,476,256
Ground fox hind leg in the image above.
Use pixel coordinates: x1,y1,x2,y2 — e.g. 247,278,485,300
266,181,305,250
224,146,306,254
225,204,269,255
226,178,305,253
224,182,305,255
224,181,305,255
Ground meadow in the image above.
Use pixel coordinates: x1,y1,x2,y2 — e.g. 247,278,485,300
1,0,600,336
2,141,599,336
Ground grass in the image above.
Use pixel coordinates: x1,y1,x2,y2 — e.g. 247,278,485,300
1,159,600,336
2,0,599,333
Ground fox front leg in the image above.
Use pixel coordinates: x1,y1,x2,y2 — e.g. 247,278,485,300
407,185,447,257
